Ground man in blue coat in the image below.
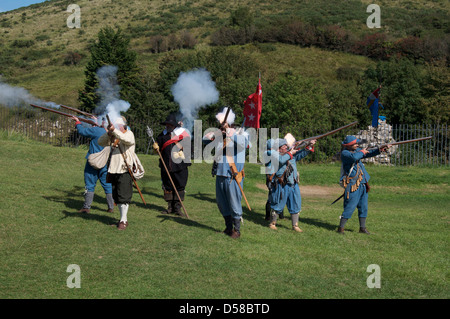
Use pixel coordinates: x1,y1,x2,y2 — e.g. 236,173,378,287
71,116,114,214
265,137,316,232
338,135,390,234
203,115,249,239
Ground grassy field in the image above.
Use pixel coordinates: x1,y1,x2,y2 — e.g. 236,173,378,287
0,130,448,300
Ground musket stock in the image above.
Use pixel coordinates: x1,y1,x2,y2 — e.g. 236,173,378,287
30,104,98,126
294,121,358,150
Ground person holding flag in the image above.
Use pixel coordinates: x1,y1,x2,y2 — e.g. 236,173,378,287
366,85,384,128
153,113,191,217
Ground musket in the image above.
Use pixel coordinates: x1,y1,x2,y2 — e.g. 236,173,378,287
212,107,232,177
146,125,189,218
368,136,433,150
294,121,359,150
330,136,433,205
218,107,251,211
30,104,98,126
106,115,147,206
59,104,97,119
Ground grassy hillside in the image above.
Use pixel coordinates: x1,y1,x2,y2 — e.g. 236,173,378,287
0,131,449,299
0,0,448,107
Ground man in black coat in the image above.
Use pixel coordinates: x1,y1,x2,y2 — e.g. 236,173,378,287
153,113,191,216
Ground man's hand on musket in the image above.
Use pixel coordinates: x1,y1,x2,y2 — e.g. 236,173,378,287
379,144,392,152
70,116,79,122
107,123,115,135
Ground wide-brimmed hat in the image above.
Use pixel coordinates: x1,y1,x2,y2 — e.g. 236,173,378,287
342,135,361,146
160,113,178,127
115,116,127,126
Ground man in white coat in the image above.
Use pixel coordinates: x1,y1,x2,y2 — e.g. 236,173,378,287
98,116,136,230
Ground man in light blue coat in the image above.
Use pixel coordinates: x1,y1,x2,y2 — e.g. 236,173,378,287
203,121,249,239
338,135,390,234
72,116,114,214
266,137,316,232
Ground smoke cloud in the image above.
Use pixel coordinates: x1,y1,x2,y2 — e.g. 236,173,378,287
171,68,219,132
95,65,130,125
0,80,59,109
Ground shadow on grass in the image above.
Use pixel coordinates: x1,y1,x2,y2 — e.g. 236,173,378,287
299,217,338,231
44,186,165,226
156,214,219,233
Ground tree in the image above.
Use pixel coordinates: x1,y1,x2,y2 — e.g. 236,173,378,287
361,58,426,125
78,26,140,114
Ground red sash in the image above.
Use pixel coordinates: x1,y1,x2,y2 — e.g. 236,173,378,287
160,128,189,152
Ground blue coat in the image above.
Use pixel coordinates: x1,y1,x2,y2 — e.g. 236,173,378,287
76,124,111,193
76,124,107,160
266,149,311,186
340,148,380,186
203,131,249,177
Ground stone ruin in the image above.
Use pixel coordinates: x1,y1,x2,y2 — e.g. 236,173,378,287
355,118,398,165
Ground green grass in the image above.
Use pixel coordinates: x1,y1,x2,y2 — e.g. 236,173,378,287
0,133,448,299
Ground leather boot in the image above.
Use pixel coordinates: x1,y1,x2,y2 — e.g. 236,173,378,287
359,227,370,234
173,201,185,217
162,201,173,214
337,227,345,234
223,215,233,236
78,191,94,213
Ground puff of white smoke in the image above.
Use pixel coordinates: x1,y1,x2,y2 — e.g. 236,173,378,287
215,106,235,125
94,65,131,125
0,81,59,109
106,100,131,126
171,68,219,131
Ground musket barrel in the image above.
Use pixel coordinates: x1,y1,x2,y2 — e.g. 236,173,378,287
379,136,433,148
294,121,358,149
30,104,97,126
60,105,95,118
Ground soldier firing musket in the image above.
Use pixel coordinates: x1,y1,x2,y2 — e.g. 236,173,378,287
334,135,432,235
203,107,250,239
98,115,142,230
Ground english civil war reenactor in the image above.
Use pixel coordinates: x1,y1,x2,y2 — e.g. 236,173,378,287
337,135,391,234
153,113,191,217
98,116,136,230
203,107,250,239
70,115,115,214
265,134,316,233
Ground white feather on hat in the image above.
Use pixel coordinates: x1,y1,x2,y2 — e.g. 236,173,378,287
215,107,235,125
284,133,296,149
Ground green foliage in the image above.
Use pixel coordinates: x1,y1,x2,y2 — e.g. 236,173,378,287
262,74,329,136
361,58,426,125
78,27,140,113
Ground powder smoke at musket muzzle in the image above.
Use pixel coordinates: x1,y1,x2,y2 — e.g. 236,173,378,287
0,81,60,109
171,68,219,133
94,65,131,126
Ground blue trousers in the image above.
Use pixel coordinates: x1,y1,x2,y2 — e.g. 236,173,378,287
270,183,301,215
342,183,368,219
215,176,244,219
84,162,112,194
